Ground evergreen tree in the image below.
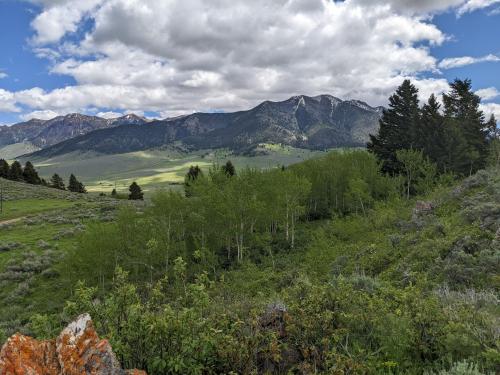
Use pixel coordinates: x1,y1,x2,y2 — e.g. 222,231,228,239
129,181,143,200
443,79,488,175
222,160,236,176
420,95,446,170
68,174,79,192
0,159,9,179
367,80,420,174
68,174,87,193
50,173,66,190
9,161,23,181
184,165,203,197
77,181,87,193
22,161,41,184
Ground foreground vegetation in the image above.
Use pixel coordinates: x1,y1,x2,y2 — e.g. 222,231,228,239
9,149,495,374
1,79,498,374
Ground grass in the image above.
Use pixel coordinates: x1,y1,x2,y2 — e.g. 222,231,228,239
0,199,75,221
0,178,129,336
27,145,329,194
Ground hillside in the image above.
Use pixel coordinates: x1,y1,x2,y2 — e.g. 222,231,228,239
0,113,148,153
0,177,135,341
28,95,382,158
0,153,498,374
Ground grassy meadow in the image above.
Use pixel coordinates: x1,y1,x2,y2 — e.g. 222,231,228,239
24,144,328,193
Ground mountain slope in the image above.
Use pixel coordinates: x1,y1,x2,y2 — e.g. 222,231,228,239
0,113,148,150
29,95,382,158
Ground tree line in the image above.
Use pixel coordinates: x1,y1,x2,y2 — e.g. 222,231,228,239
368,79,498,177
0,158,86,193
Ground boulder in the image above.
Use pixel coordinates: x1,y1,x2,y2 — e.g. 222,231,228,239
56,313,125,374
0,335,59,375
0,314,146,375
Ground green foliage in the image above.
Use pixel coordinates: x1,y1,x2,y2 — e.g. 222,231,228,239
0,159,9,179
396,149,437,198
22,161,41,185
128,181,143,200
184,165,203,197
68,173,86,193
368,79,420,174
425,360,493,375
221,160,236,177
14,149,499,374
8,161,23,181
291,150,396,218
50,173,65,190
369,79,492,178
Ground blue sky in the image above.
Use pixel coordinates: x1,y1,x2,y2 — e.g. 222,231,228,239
0,0,499,125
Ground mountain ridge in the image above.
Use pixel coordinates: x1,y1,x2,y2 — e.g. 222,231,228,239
25,94,382,158
0,113,149,150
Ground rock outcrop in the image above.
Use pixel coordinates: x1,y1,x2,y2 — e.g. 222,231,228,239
0,314,146,375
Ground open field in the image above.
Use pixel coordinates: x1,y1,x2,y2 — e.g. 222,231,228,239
0,178,135,338
26,144,328,193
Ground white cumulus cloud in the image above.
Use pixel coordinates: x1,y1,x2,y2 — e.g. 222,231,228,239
20,109,61,121
476,87,500,101
457,0,500,15
438,54,500,69
0,0,495,121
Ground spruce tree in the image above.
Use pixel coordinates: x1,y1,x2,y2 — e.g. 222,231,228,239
77,181,87,193
443,79,488,175
367,79,420,174
22,161,41,184
222,160,236,176
68,174,87,193
68,174,79,192
0,159,9,179
50,173,66,190
9,161,23,181
420,95,446,170
184,165,203,197
128,182,143,200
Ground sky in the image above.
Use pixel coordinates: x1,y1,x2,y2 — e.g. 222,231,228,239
0,0,499,125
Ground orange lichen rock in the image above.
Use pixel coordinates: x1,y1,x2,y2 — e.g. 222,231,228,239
0,314,147,375
0,334,60,375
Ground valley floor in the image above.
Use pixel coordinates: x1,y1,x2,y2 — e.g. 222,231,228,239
23,144,328,193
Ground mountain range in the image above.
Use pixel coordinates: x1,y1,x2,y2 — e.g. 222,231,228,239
0,113,147,149
0,95,383,159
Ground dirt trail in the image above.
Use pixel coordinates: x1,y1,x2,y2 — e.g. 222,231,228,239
0,217,24,226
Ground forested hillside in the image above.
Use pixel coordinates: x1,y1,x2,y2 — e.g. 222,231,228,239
0,79,498,374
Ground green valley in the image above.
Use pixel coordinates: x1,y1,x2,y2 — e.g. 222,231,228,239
26,144,328,193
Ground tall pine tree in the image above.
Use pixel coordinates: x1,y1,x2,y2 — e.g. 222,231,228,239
222,160,236,176
367,79,420,174
22,161,41,184
0,159,9,179
184,165,203,197
9,161,23,181
129,181,144,200
68,174,87,193
419,94,447,170
68,174,79,192
50,173,66,190
443,79,488,175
